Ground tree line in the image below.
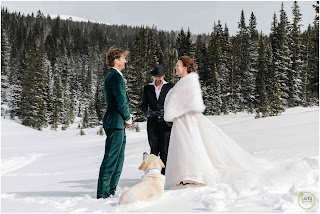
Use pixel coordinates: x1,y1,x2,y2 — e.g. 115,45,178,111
1,1,319,130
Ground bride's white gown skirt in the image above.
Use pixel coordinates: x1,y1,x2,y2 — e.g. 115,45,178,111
165,111,259,187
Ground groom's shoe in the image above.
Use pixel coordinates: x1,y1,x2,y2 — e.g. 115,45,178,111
97,192,111,199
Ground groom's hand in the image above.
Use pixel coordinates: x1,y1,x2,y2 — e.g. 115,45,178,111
125,123,132,128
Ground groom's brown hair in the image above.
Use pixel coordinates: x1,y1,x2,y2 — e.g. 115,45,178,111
106,46,129,67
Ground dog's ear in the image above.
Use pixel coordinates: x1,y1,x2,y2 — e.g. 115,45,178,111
143,152,149,161
160,160,165,168
138,160,148,171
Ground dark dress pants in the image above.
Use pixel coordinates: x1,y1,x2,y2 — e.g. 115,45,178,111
147,118,171,175
97,128,126,199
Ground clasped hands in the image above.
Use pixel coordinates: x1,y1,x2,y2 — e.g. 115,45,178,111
147,109,164,122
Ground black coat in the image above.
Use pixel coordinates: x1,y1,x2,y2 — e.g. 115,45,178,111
141,83,174,118
141,82,174,175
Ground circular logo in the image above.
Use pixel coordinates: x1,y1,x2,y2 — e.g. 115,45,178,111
298,192,316,209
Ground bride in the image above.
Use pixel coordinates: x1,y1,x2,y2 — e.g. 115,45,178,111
164,56,260,187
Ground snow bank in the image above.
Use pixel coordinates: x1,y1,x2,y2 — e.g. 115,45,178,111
1,106,319,212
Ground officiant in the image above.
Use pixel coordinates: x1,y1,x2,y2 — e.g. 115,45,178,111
141,65,174,175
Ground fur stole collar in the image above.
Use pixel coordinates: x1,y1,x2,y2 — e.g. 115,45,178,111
164,72,205,122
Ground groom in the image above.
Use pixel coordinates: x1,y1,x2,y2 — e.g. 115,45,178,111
97,47,132,199
141,65,174,175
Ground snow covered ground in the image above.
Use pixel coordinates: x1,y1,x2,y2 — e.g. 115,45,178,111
1,106,319,213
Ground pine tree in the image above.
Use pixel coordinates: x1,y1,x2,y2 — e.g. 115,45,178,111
176,28,193,57
126,27,147,121
19,37,37,127
1,25,11,103
97,126,104,135
84,68,92,100
82,106,89,128
221,97,229,115
248,12,259,108
270,12,279,57
288,1,303,107
195,35,206,85
237,10,252,110
126,27,162,121
80,128,85,135
94,83,105,121
275,3,291,106
222,24,232,114
9,50,23,119
164,49,178,84
308,2,319,103
255,35,269,117
88,99,99,127
51,74,64,130
270,88,285,116
33,43,49,129
230,36,242,112
265,44,277,104
205,62,222,115
206,21,230,114
1,6,317,130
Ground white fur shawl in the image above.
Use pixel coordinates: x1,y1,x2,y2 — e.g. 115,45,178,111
164,72,205,122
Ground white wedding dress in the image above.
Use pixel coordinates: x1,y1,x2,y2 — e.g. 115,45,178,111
164,72,261,187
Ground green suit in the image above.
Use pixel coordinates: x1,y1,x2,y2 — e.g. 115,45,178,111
97,68,131,199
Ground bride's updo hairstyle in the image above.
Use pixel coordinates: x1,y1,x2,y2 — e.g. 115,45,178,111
179,56,197,73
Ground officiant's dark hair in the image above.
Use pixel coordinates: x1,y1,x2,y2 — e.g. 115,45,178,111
106,46,129,67
179,56,197,73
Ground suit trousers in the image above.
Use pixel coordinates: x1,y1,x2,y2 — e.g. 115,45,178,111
147,118,171,175
97,128,126,199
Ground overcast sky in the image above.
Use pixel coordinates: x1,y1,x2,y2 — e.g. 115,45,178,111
1,1,317,35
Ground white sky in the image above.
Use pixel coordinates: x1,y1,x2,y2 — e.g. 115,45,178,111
1,1,317,35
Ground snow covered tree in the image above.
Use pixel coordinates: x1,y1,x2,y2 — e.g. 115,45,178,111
265,44,277,104
274,3,291,106
94,83,105,121
269,88,285,116
82,106,89,128
176,28,193,58
1,25,11,103
248,12,259,108
164,49,178,84
51,74,64,130
126,27,163,121
1,5,317,130
237,10,252,110
255,35,269,117
222,24,232,113
19,38,37,127
307,2,319,103
195,35,207,86
9,50,23,119
204,62,222,115
287,1,303,107
33,43,49,129
88,99,99,127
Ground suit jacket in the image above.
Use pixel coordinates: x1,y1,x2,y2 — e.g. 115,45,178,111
141,82,174,118
102,68,131,130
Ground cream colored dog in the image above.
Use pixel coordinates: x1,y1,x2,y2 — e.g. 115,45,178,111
119,152,165,205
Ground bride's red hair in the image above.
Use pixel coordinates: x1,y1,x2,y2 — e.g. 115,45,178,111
179,56,197,73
